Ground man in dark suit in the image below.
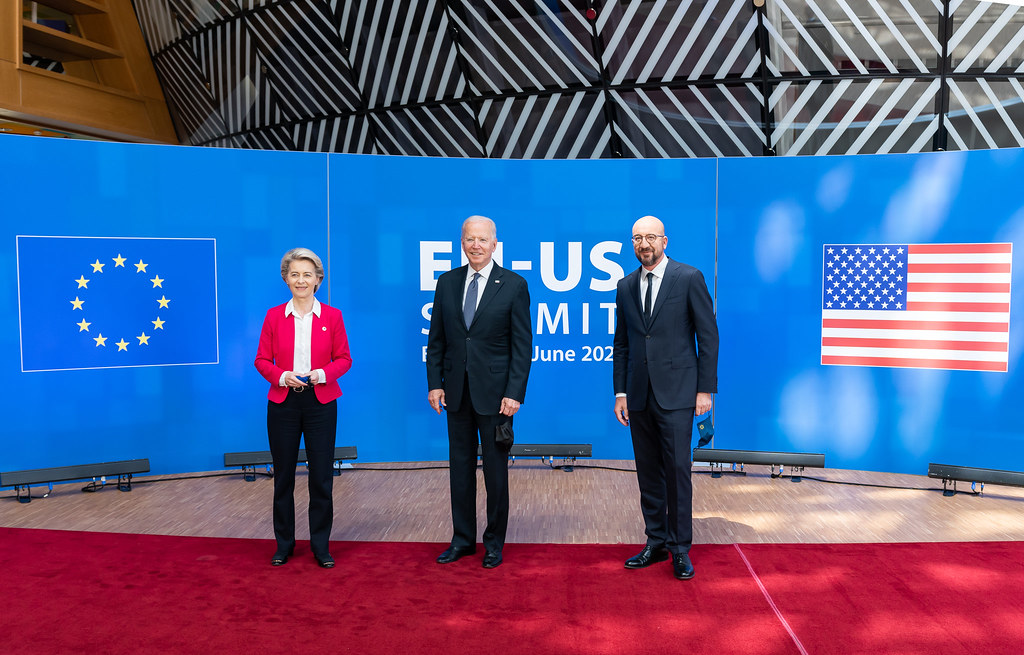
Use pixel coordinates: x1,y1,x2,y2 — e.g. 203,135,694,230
613,215,719,580
426,215,532,569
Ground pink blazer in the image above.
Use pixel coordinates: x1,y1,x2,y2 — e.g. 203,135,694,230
254,301,352,404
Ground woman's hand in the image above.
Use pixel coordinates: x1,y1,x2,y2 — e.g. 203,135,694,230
283,371,309,388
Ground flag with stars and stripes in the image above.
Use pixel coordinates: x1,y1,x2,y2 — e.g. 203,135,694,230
821,243,1011,372
16,236,219,372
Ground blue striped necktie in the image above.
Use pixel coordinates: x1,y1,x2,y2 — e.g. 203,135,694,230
464,272,480,328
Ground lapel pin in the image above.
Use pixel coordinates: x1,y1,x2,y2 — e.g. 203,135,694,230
495,280,501,284
322,326,327,331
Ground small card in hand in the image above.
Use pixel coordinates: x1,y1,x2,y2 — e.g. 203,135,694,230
695,414,714,448
495,422,514,448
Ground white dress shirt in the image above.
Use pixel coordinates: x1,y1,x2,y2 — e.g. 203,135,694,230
639,255,669,315
615,256,670,399
278,297,325,386
463,259,494,309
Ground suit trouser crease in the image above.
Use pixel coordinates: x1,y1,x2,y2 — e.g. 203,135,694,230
629,387,694,555
446,380,510,552
267,391,337,557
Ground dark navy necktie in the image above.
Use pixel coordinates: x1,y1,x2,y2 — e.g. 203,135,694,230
644,271,654,320
464,272,480,328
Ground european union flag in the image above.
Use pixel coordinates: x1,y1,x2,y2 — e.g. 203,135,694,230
17,236,219,372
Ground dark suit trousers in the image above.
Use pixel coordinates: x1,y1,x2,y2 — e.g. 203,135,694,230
629,385,694,555
267,390,337,557
446,378,511,553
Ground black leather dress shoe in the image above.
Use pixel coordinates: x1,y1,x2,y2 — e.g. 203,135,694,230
624,545,670,569
436,545,476,564
482,551,503,569
672,553,695,580
315,553,335,569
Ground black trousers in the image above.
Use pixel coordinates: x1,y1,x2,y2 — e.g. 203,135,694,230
267,389,337,557
446,380,511,553
629,386,694,555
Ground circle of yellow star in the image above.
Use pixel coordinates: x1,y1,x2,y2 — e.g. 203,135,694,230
93,334,107,347
151,275,164,288
116,339,129,351
157,296,170,308
70,297,84,310
152,317,165,330
135,260,148,273
137,333,150,345
91,259,105,273
77,319,91,332
113,254,126,267
75,275,89,288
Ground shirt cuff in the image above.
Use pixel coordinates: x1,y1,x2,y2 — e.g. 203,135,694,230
315,368,326,384
615,393,626,398
278,372,288,387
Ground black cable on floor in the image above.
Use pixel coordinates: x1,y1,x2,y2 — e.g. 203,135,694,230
557,464,637,472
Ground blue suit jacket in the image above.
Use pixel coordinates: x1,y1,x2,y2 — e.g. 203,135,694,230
613,258,719,411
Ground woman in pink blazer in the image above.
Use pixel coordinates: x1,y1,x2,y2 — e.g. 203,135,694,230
255,248,352,568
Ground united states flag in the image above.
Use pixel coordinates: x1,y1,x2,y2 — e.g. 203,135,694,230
821,243,1012,372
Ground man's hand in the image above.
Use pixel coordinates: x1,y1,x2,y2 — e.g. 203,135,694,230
499,397,520,416
695,392,713,416
428,389,446,414
614,396,629,427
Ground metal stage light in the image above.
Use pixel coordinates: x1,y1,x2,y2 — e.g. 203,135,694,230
0,459,150,503
928,463,1024,496
223,446,358,481
692,448,825,481
476,444,593,471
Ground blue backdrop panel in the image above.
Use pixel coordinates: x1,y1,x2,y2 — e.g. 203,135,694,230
717,150,1024,473
327,155,717,462
0,136,328,475
10,134,1022,478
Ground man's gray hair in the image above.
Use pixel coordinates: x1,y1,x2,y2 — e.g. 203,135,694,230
462,215,497,239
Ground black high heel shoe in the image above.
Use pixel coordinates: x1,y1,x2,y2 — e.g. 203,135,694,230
271,548,294,566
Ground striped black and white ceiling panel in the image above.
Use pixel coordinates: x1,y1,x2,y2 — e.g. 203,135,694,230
236,123,296,149
611,85,766,158
946,78,1024,149
336,0,470,108
288,116,370,152
448,0,602,93
763,0,943,75
247,0,363,115
949,1,1024,73
133,0,184,51
597,0,760,84
769,78,942,155
152,42,227,144
165,0,240,33
371,102,485,156
478,91,610,158
130,0,1024,157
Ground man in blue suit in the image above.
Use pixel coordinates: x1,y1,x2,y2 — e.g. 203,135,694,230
613,215,719,580
426,216,532,569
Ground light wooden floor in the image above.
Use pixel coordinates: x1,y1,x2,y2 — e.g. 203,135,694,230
3,461,1024,545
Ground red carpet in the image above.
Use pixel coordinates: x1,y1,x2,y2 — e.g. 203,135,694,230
1,529,1021,654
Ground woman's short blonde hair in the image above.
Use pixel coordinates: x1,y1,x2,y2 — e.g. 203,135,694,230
280,247,325,293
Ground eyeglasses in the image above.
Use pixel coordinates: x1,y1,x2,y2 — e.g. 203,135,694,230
632,234,664,244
